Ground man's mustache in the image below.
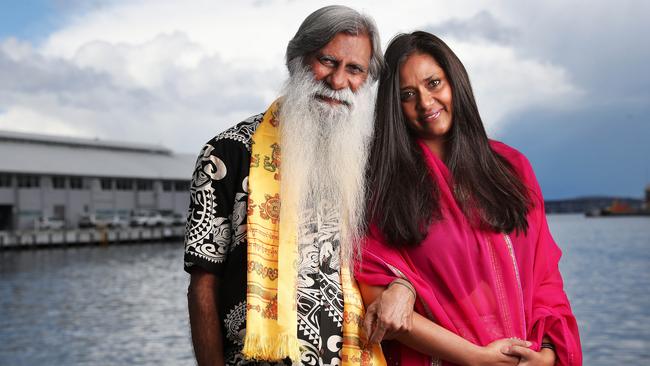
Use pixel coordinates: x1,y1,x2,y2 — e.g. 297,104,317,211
311,82,354,107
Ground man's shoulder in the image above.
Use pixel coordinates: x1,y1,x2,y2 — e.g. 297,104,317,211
207,112,264,152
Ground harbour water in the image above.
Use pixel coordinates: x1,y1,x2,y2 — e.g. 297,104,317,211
1,214,649,365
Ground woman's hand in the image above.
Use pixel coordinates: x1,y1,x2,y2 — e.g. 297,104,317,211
363,279,416,344
503,345,556,366
467,338,530,366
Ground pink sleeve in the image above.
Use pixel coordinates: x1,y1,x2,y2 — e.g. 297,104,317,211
355,234,403,287
355,231,432,294
517,153,583,366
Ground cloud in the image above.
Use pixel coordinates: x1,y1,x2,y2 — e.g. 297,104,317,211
440,38,583,134
0,0,646,199
40,0,305,65
0,33,284,152
0,106,90,137
0,0,585,152
0,38,112,99
426,11,516,44
415,10,585,133
497,0,650,102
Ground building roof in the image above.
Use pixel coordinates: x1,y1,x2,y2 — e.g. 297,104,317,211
0,130,196,180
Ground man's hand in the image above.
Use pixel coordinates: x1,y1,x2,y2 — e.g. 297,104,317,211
363,279,416,344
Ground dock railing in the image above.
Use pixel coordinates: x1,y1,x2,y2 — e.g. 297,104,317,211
0,226,185,249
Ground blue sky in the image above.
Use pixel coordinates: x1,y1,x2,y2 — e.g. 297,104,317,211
0,0,60,42
0,0,648,199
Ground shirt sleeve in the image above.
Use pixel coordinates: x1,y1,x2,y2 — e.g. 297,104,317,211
514,153,583,366
183,137,249,276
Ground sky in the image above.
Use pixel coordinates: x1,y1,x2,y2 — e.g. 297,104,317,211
0,0,648,199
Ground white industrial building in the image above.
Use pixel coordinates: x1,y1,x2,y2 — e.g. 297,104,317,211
0,130,195,230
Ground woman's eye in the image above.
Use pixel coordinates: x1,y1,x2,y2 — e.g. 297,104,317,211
400,91,415,101
428,79,441,88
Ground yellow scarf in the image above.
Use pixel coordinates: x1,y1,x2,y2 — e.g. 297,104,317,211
243,100,386,365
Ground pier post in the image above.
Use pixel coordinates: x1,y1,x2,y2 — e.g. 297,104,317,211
100,227,108,246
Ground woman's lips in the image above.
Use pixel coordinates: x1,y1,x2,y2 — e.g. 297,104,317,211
420,108,443,122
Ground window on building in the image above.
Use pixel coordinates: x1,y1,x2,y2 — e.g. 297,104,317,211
162,181,173,192
137,180,153,191
0,174,12,188
69,177,83,190
53,205,66,220
17,175,40,188
116,179,133,191
100,178,113,190
174,180,190,192
52,176,66,189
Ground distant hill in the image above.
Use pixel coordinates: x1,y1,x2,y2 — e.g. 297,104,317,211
545,196,644,214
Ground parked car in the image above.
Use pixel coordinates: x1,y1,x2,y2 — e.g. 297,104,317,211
130,210,154,227
170,213,186,226
161,212,186,226
78,214,128,229
105,215,129,228
130,210,168,227
78,214,97,228
145,212,168,227
34,217,65,230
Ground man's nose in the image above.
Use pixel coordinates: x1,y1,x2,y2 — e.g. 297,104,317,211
326,67,348,90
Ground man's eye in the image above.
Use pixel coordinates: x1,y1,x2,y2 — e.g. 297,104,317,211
348,66,363,74
320,57,335,66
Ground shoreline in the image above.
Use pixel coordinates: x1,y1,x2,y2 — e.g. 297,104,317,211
0,226,184,250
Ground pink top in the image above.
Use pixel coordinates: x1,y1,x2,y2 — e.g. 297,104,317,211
355,141,582,366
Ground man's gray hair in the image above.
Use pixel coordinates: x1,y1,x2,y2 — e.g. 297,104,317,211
286,5,383,81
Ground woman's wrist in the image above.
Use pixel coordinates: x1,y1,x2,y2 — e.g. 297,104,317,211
539,346,556,364
540,338,556,364
463,343,488,366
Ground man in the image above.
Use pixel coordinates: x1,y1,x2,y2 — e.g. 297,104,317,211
184,6,414,366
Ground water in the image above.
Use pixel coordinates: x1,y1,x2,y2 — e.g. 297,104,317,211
0,243,194,366
548,214,650,364
1,214,649,365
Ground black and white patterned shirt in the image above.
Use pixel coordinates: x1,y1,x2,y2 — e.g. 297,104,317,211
184,113,344,366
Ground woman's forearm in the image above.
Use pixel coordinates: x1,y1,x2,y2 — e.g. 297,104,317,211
359,282,522,366
395,312,484,366
360,282,479,363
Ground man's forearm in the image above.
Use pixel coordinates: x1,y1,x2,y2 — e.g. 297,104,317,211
188,273,225,366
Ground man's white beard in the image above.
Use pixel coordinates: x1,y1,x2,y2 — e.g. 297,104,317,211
279,64,375,266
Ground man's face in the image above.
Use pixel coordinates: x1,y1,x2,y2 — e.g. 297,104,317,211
306,32,372,104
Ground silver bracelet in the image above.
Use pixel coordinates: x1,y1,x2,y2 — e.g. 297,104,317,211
388,278,416,298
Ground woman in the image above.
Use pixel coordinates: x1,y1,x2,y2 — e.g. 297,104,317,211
355,32,582,366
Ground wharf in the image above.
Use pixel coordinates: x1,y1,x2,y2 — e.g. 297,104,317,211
0,226,185,249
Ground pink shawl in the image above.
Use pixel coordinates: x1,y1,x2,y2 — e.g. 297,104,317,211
355,141,582,365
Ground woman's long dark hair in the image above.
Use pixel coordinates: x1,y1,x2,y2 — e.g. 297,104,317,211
366,31,531,247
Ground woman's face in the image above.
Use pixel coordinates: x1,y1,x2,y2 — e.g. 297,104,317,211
399,52,453,153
